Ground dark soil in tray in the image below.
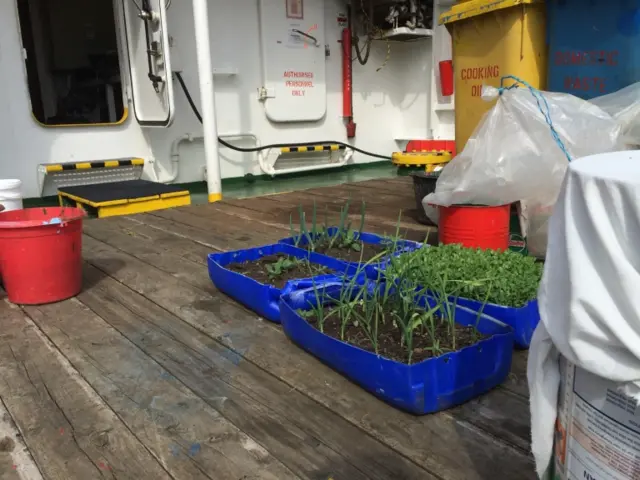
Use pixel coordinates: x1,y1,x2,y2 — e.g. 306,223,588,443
311,241,390,263
226,254,333,290
306,304,488,364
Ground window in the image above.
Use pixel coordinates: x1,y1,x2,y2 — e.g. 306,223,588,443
17,0,125,126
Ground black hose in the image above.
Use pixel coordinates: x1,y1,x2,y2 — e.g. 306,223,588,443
173,71,391,160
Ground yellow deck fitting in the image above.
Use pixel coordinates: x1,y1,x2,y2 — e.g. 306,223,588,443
58,179,191,218
392,151,453,172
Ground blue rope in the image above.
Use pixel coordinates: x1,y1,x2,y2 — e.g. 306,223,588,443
498,75,572,163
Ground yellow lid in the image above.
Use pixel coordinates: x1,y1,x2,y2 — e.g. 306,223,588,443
392,151,452,166
440,0,542,25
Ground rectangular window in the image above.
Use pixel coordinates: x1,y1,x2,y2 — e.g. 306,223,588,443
16,0,126,126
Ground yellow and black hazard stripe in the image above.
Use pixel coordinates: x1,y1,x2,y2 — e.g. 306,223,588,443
45,158,144,173
280,145,346,154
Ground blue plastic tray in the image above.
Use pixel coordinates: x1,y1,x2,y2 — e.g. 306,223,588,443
454,297,539,349
278,227,422,272
280,284,514,415
208,243,360,323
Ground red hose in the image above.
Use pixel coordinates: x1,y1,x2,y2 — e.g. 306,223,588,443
342,28,356,138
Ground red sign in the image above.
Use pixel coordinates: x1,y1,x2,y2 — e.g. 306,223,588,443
283,71,314,96
563,76,606,94
554,50,619,66
286,0,303,19
460,65,501,98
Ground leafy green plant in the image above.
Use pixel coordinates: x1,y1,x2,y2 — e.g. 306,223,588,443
299,250,491,364
386,244,542,307
264,256,329,280
265,256,299,279
288,198,374,252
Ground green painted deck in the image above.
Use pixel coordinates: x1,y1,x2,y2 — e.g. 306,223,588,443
0,177,535,480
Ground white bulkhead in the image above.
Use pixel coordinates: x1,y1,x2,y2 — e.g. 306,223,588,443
0,0,453,198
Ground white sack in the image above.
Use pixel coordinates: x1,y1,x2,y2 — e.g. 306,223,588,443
423,86,622,257
529,150,640,477
591,82,640,147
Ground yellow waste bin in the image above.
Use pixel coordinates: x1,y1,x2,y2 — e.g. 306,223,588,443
441,0,547,154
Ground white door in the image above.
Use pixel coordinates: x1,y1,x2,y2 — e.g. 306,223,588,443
121,0,174,126
259,0,327,123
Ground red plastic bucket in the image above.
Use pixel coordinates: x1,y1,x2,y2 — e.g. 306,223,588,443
439,204,510,251
0,207,85,305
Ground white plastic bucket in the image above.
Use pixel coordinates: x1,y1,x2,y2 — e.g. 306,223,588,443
0,179,23,212
552,357,640,480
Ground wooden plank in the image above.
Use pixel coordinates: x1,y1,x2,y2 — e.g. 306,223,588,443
148,208,287,245
0,400,42,480
220,194,418,229
218,193,430,243
345,178,413,194
264,189,417,221
0,300,172,480
127,213,233,250
127,212,282,252
82,233,535,479
78,262,435,480
84,219,211,288
323,181,414,201
23,299,298,480
85,216,212,265
301,186,413,206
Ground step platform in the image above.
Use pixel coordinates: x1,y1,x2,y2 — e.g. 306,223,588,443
58,180,191,218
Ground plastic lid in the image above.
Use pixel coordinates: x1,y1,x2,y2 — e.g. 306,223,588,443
440,0,542,25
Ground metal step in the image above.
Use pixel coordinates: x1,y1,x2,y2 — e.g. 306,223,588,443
38,158,145,197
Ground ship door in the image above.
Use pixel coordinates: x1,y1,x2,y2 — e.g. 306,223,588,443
121,0,174,126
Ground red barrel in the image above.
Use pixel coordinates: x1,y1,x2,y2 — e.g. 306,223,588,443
439,204,510,251
0,207,85,304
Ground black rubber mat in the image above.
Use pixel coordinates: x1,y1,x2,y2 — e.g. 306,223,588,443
59,180,188,204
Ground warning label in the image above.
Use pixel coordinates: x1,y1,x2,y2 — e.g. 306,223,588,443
555,359,640,480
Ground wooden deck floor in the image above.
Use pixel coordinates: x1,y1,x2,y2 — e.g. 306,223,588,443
0,177,535,480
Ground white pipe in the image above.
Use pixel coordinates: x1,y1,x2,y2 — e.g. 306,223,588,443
192,0,222,202
259,148,354,176
167,132,257,184
167,133,196,183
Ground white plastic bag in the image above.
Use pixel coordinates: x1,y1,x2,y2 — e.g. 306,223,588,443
423,85,623,257
591,82,640,147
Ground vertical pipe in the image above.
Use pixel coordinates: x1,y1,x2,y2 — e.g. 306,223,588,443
192,0,222,202
342,27,356,138
342,28,352,118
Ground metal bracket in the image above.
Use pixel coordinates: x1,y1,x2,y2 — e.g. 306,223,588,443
257,86,276,101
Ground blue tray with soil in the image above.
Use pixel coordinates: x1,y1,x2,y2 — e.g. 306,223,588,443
278,227,423,272
208,243,364,323
453,297,539,349
279,283,514,414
